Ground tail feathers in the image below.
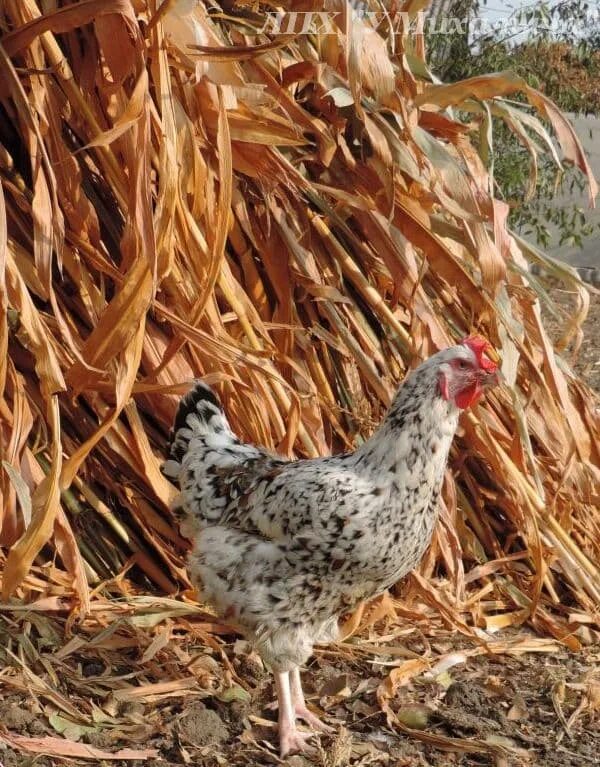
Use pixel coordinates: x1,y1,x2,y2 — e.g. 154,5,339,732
162,381,236,476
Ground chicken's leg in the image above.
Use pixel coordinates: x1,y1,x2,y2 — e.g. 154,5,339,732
275,671,313,757
290,667,333,733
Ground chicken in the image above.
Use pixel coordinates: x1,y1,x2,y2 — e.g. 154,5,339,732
162,336,499,756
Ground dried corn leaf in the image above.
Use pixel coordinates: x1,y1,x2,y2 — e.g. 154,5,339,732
0,0,598,660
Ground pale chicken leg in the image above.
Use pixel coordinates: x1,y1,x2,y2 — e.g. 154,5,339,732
290,667,333,734
275,671,313,757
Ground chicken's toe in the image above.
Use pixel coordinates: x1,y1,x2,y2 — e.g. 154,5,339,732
294,704,334,734
279,726,314,758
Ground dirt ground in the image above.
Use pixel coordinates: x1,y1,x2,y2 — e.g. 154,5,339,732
0,285,598,767
0,636,598,767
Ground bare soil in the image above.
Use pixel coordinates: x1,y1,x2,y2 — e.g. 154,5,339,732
0,640,598,767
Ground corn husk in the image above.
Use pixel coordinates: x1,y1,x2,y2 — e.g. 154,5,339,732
0,0,598,658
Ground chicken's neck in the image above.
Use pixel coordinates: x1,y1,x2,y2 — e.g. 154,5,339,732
352,367,460,492
343,367,461,589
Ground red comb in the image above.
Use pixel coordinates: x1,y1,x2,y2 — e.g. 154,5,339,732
461,335,498,372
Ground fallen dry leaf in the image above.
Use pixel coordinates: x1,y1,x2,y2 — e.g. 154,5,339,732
0,732,158,761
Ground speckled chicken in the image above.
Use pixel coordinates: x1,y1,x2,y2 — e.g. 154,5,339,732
162,336,499,756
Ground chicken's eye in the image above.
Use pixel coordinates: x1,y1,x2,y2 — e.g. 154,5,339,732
457,360,468,370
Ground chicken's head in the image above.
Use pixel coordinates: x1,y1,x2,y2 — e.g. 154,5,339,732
437,335,500,409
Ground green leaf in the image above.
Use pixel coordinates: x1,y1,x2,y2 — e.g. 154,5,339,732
434,670,454,690
217,685,251,704
49,713,97,741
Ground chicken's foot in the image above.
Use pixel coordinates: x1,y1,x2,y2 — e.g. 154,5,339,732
275,671,313,757
290,667,333,734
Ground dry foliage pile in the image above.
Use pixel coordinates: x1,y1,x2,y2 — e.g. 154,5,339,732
1,3,600,746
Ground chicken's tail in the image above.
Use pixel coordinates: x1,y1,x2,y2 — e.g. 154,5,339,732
161,381,238,480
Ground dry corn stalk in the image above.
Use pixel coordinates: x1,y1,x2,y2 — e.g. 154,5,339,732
0,1,598,648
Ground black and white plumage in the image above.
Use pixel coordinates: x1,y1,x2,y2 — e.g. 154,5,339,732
162,337,499,755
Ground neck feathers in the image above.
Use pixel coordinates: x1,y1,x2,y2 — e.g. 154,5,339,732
354,364,460,476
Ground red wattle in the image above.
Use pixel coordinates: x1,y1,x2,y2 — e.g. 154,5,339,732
455,381,482,409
